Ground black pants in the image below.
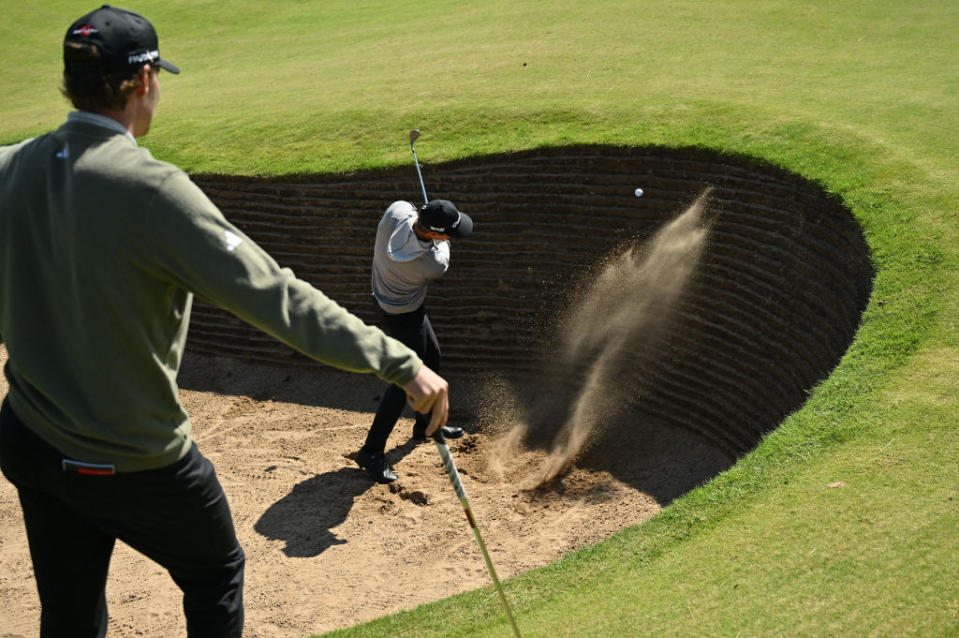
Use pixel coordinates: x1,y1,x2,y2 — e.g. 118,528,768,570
363,303,441,453
0,399,245,638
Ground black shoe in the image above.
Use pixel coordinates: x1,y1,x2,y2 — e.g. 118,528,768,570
355,448,397,484
412,425,465,442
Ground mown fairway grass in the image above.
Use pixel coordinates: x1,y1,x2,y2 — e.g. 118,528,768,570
2,1,957,636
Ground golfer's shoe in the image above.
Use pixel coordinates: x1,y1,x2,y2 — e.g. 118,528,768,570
355,448,397,484
412,425,465,442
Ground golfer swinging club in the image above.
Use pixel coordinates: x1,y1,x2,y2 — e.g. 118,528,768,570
0,6,449,636
355,199,474,483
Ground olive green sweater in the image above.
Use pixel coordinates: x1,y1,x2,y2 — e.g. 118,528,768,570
0,114,421,471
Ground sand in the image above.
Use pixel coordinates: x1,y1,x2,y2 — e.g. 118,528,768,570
0,347,676,637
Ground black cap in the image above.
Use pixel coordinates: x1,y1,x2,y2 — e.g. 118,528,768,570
419,200,473,238
64,5,180,75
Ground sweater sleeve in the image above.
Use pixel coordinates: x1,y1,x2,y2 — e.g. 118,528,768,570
131,171,422,387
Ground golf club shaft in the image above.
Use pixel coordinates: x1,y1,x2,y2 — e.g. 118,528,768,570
410,141,429,205
433,436,522,638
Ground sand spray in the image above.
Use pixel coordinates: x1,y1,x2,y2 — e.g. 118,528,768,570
488,189,713,488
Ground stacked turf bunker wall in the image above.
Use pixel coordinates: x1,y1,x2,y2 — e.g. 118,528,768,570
189,145,873,460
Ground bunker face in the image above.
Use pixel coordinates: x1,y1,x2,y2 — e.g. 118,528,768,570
190,145,873,470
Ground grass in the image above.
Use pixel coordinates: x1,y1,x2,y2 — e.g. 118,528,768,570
2,0,957,636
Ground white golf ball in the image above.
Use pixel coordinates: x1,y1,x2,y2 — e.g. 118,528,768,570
634,188,644,197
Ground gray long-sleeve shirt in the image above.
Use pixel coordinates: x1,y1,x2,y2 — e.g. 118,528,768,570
0,114,422,471
371,200,450,314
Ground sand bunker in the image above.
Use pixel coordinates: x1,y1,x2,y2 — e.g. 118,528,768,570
0,145,873,637
187,145,873,462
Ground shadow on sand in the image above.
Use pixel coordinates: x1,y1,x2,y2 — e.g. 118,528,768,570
253,440,420,557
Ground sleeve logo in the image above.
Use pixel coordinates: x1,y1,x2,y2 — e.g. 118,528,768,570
224,230,243,252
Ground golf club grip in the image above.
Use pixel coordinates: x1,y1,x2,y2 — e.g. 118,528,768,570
433,438,468,501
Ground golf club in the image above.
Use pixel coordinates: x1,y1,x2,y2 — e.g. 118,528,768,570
409,129,429,205
433,431,522,638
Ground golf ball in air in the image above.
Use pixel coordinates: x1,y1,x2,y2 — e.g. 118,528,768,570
634,188,644,197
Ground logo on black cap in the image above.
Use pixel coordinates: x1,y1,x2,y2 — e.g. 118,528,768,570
419,200,474,239
64,5,180,75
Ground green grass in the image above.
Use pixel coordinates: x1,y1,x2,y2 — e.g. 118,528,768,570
3,1,957,636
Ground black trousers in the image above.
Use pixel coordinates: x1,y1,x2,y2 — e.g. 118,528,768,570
363,303,441,453
0,399,245,638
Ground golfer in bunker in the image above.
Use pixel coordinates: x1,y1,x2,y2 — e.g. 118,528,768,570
0,5,449,636
356,199,474,483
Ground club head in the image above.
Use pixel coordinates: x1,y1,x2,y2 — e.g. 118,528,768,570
409,129,421,145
